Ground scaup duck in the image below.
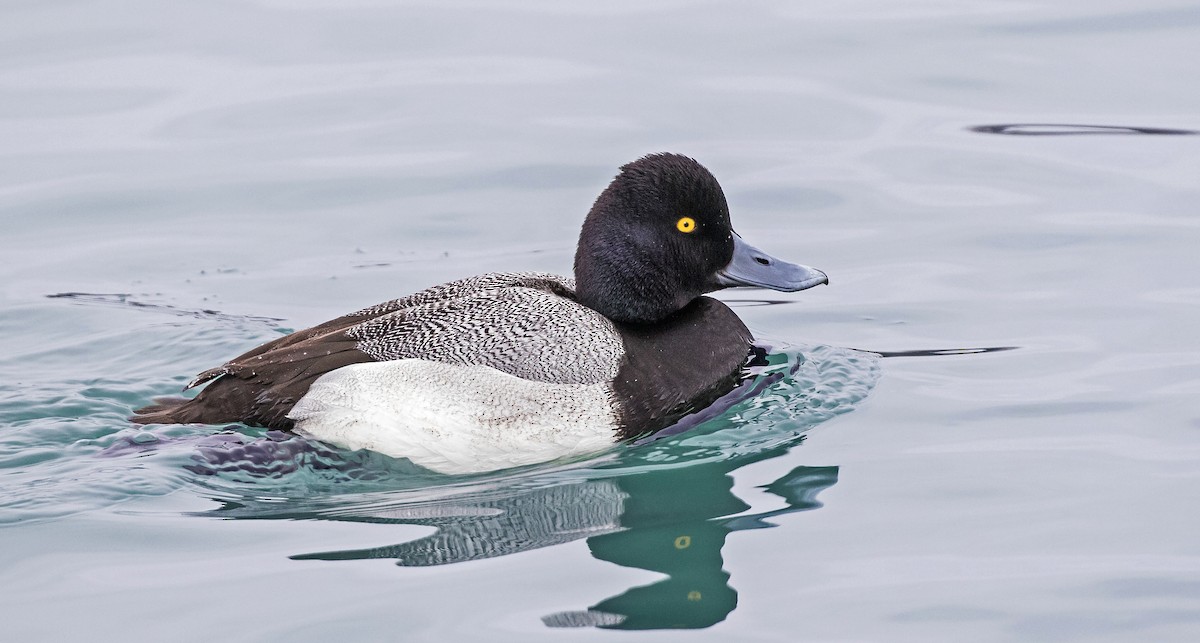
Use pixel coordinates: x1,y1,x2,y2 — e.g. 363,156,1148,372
132,153,828,473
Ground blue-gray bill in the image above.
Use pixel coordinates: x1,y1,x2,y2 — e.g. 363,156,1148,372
715,235,829,292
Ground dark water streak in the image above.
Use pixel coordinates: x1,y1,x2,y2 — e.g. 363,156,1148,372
47,292,285,325
969,123,1197,136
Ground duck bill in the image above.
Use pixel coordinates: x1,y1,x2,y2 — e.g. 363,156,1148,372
715,235,829,292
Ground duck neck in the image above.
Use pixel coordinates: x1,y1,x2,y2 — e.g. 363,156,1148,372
574,258,692,325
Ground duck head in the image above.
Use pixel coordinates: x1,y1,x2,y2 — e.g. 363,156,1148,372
573,153,828,324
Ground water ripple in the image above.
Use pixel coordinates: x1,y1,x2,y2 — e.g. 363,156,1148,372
0,343,879,527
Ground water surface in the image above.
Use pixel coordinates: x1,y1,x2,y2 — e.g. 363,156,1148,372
2,1,1199,641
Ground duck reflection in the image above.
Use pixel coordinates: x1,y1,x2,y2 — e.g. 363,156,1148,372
540,456,837,630
262,446,836,630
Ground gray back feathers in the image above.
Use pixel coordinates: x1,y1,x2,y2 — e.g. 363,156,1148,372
346,272,624,385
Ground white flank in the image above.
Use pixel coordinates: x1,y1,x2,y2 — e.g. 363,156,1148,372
287,359,620,474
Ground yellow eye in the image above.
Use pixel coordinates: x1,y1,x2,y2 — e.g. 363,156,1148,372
676,217,696,233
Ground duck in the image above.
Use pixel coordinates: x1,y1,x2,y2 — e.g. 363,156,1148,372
132,153,828,474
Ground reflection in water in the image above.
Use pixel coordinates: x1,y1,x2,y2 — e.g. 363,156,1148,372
540,457,837,630
194,344,877,630
207,446,838,630
267,447,838,630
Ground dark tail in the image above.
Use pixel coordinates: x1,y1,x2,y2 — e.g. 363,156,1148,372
130,381,297,429
131,396,205,425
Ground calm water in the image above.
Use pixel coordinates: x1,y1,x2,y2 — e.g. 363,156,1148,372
3,1,1200,641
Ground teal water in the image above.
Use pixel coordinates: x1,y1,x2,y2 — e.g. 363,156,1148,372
3,1,1200,641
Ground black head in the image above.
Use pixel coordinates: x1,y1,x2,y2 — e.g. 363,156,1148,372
573,153,827,324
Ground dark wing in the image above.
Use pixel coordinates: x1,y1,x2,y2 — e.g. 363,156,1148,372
131,272,620,428
182,271,577,390
132,327,371,428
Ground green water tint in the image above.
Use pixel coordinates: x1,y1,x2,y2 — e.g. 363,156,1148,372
195,344,877,630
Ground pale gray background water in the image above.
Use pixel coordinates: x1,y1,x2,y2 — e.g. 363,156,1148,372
2,1,1199,641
